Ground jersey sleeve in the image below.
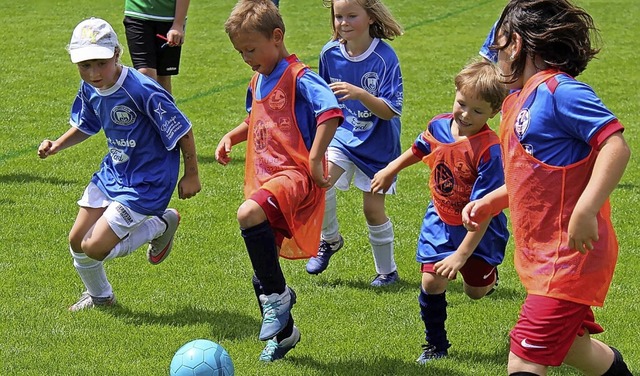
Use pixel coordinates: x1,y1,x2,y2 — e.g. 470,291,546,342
378,50,403,116
69,85,100,135
412,132,431,157
554,80,617,146
479,21,498,63
297,70,341,121
470,143,504,200
145,91,192,151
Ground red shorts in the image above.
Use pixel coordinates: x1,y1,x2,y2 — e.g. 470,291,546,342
509,294,604,366
421,256,497,287
250,189,292,247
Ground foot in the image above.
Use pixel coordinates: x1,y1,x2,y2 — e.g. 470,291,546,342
259,326,301,362
147,208,180,265
69,291,116,312
258,287,297,340
416,344,448,364
305,235,344,274
370,270,399,287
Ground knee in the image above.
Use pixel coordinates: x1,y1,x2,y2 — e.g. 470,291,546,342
465,288,487,300
237,201,266,229
68,233,84,254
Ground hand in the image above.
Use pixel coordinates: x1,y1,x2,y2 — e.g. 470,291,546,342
434,253,467,280
462,199,493,232
37,140,57,159
177,174,201,199
166,28,185,47
370,168,393,193
310,159,331,188
567,210,599,254
329,82,363,102
215,136,232,165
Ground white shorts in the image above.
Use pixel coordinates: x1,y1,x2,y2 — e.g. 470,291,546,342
77,182,149,239
328,146,396,194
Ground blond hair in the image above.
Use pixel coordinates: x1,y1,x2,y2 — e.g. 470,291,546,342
455,59,508,111
225,0,285,40
323,0,403,42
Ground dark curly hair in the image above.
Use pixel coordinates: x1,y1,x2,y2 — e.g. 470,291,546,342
493,0,600,81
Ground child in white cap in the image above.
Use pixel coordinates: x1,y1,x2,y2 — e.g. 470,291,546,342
38,17,201,311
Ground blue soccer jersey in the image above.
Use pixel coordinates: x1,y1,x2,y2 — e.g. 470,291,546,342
245,55,342,151
413,115,508,266
319,38,403,178
511,73,622,166
70,66,191,216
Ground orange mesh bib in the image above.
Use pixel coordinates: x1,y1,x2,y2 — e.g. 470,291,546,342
500,70,618,306
423,128,499,225
245,62,325,259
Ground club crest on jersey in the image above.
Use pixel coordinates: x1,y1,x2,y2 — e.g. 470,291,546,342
269,89,287,111
515,108,530,139
434,163,454,196
361,72,379,95
253,120,269,153
110,105,136,126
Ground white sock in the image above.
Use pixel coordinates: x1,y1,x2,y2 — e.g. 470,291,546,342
71,247,112,298
321,186,341,242
368,220,396,274
103,217,165,261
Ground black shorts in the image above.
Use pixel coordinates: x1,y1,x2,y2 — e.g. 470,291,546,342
123,16,183,76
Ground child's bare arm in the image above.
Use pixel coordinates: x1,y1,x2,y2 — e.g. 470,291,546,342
462,185,509,231
215,121,249,165
176,128,201,199
309,117,340,188
38,127,90,159
371,148,421,193
568,131,630,253
434,217,491,279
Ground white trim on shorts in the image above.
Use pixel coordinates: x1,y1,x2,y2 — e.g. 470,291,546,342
77,182,150,239
328,146,396,194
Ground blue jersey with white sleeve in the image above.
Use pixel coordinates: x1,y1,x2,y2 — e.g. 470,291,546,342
319,38,403,178
70,66,191,216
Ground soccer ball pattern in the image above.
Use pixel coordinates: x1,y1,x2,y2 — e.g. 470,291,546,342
170,339,234,376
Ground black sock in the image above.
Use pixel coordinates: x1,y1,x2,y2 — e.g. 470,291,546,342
241,221,285,295
602,347,632,376
275,315,295,342
418,289,451,351
251,274,264,316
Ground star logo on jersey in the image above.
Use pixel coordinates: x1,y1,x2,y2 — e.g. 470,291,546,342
515,109,530,139
154,102,167,120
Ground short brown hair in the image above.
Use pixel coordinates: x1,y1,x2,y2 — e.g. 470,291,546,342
455,59,508,111
225,0,285,40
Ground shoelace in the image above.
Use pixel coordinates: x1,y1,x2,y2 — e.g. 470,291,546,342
260,339,279,359
419,344,445,358
262,300,283,324
317,241,333,257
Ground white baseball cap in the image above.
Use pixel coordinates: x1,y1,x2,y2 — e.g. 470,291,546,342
68,18,119,63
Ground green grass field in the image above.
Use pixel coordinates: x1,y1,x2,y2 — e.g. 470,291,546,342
1,0,638,375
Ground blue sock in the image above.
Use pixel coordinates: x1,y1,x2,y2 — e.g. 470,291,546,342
418,289,451,351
